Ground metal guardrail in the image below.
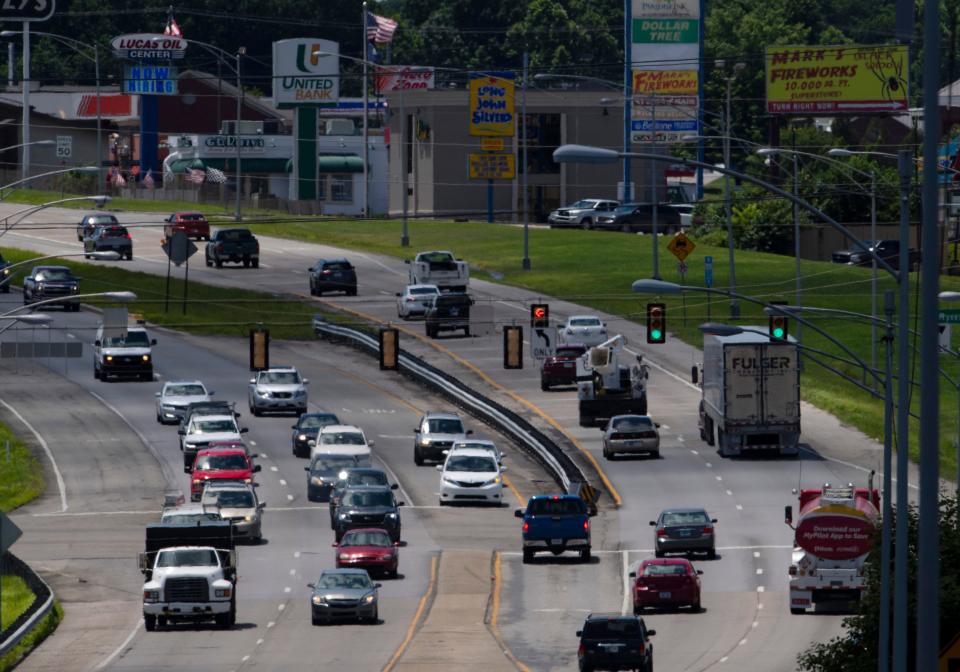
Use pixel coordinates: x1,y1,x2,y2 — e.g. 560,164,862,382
313,316,588,493
0,551,55,657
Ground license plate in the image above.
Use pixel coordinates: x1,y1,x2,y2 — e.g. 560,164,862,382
562,363,573,369
680,529,692,537
659,591,671,599
625,440,640,447
550,538,563,546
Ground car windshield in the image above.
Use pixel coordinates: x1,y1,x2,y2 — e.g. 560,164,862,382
527,498,586,516
555,347,584,358
222,229,253,240
427,419,464,434
341,531,392,547
582,619,640,638
166,384,206,397
643,563,689,576
316,573,371,590
612,417,653,431
419,252,454,263
569,200,596,208
299,414,338,430
86,215,116,225
324,261,352,271
569,318,601,327
410,287,438,296
157,549,218,567
344,491,393,507
100,227,129,238
33,268,72,281
312,455,359,472
215,490,255,507
662,511,710,526
347,471,388,486
195,454,248,471
192,419,237,433
321,432,365,445
445,455,497,473
162,512,221,524
102,331,151,347
260,371,300,384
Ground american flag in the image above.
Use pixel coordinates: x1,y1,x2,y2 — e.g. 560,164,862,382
205,167,228,184
186,168,206,185
111,170,126,187
143,169,155,189
164,16,183,38
366,12,397,45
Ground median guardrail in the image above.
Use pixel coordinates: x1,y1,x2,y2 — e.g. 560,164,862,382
0,551,54,657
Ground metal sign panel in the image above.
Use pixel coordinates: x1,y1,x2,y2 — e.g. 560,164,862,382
765,44,909,114
162,231,198,267
123,64,179,96
102,307,128,342
55,135,72,158
0,512,22,554
111,34,187,60
939,309,960,324
632,69,698,94
375,66,435,93
470,304,494,337
1,0,55,21
468,153,516,180
469,72,516,137
667,231,696,261
272,38,340,108
531,327,558,360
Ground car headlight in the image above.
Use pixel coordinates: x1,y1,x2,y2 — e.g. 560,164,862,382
298,434,308,441
184,442,196,449
143,590,160,602
70,284,79,293
214,588,232,598
142,355,150,362
2,268,9,276
312,595,326,606
36,282,44,291
441,477,458,486
339,513,350,520
363,594,375,604
419,439,431,447
244,515,253,522
339,553,350,561
105,355,114,362
386,512,398,519
257,390,270,397
483,476,502,486
311,477,324,486
192,479,202,485
295,389,306,397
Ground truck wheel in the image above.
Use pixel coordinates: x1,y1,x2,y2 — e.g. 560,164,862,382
144,615,156,631
93,366,100,380
790,607,805,615
215,612,230,628
215,258,223,268
414,447,424,466
252,259,259,269
243,258,250,268
580,218,592,230
580,547,592,563
705,418,715,447
707,548,717,560
312,614,322,626
540,379,549,391
205,252,213,267
522,549,534,564
463,326,471,337
654,549,664,559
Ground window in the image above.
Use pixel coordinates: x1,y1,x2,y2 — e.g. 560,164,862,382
520,113,561,175
331,174,353,202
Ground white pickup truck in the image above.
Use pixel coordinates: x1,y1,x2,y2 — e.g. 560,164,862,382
406,251,469,292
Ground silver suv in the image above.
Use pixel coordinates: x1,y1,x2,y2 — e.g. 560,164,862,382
413,411,471,465
248,366,309,416
202,483,265,542
547,199,619,230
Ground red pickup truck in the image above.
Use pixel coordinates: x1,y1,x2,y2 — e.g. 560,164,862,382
164,212,211,241
190,447,260,501
540,344,587,391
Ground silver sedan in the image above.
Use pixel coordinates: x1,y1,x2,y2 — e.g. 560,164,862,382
396,284,440,319
602,414,660,459
155,380,212,424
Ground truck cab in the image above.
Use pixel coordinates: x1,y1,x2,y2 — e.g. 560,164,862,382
93,324,156,382
406,251,469,293
515,494,593,564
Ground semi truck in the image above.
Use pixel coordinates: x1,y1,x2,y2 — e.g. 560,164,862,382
784,476,880,614
576,335,649,427
697,330,800,457
406,251,469,292
139,520,238,630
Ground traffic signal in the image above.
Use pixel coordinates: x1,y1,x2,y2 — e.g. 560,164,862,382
769,314,789,341
249,327,269,370
646,303,666,344
531,303,549,328
379,328,399,370
503,325,523,369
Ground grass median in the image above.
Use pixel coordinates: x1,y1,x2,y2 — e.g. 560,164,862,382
0,600,63,672
0,422,43,513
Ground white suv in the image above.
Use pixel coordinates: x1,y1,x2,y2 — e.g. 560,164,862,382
437,448,504,506
310,424,374,465
248,366,309,416
93,324,156,382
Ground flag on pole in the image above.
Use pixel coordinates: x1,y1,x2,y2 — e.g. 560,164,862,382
186,168,206,185
111,170,126,187
366,12,397,44
164,10,183,38
206,167,228,184
143,169,155,189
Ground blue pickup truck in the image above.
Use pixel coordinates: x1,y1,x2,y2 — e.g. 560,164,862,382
515,494,592,563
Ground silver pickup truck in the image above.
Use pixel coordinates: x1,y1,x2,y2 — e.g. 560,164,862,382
547,199,620,229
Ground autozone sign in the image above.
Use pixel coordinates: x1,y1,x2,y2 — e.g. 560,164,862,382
375,66,435,93
111,34,188,60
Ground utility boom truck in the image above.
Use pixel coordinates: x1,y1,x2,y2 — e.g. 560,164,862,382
139,520,238,630
784,475,880,614
576,335,649,427
406,251,469,292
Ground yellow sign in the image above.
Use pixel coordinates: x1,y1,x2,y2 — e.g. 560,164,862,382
766,44,909,114
469,73,516,137
632,69,698,95
469,153,516,180
480,138,505,151
667,231,696,261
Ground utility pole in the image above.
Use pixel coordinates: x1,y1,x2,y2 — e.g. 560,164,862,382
522,51,530,270
361,1,370,217
21,22,29,183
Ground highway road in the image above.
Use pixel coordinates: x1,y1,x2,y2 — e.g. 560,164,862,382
0,206,911,670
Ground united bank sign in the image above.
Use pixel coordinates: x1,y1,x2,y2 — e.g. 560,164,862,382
272,38,340,108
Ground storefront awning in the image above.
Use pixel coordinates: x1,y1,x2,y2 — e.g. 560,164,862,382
283,155,365,174
168,158,205,173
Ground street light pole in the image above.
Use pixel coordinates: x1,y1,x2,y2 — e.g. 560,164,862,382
722,73,739,317
623,0,632,203
235,48,244,222
792,149,801,342
879,289,895,672
362,0,370,217
21,21,29,184
522,51,530,270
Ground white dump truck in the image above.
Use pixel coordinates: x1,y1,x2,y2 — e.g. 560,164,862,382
576,335,649,427
697,330,800,456
406,251,469,292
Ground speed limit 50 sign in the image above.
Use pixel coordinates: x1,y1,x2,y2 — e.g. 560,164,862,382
0,0,56,22
56,135,72,159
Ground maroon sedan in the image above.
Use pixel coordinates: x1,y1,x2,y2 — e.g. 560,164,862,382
333,528,399,578
631,558,702,613
540,344,587,391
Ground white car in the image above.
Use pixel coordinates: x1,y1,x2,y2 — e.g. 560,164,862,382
248,366,309,416
437,448,505,506
310,424,374,465
155,380,212,424
179,414,248,473
447,439,505,464
559,315,608,347
396,284,441,319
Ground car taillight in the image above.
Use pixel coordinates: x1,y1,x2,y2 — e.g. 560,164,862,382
636,643,645,654
216,244,224,252
657,528,666,536
522,522,529,533
583,519,590,532
125,233,131,239
406,297,415,302
322,270,332,275
703,526,714,534
578,644,586,657
635,582,648,591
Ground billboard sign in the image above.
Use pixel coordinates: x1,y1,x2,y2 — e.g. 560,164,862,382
469,73,515,137
375,66,435,93
124,65,178,95
111,34,187,60
468,152,516,179
795,512,874,560
765,44,909,114
272,38,340,108
1,0,55,22
632,69,698,95
632,0,700,18
631,0,699,68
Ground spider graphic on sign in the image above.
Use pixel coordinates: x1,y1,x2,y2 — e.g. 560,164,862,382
865,50,907,101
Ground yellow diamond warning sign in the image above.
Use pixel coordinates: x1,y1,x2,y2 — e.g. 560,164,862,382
667,231,695,261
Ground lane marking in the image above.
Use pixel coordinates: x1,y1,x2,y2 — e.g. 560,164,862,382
489,551,534,672
278,604,285,611
382,553,439,672
267,621,275,628
725,490,733,496
241,655,250,663
736,504,743,511
0,399,67,512
279,479,287,486
753,552,760,558
289,568,296,576
739,639,748,646
284,586,291,593
286,494,294,501
93,618,142,670
294,552,300,558
757,586,765,592
270,466,278,472
620,550,632,616
756,568,763,575
691,449,699,455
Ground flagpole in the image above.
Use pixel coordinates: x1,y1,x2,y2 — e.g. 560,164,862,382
362,0,369,217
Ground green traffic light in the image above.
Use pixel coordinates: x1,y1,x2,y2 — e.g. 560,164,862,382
651,329,662,340
773,327,785,339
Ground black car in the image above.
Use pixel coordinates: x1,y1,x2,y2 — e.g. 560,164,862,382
329,468,398,528
424,292,473,338
595,203,682,234
0,252,11,293
291,412,341,457
306,453,361,502
76,213,119,241
651,507,717,558
308,258,357,296
333,485,404,542
84,225,133,260
22,266,81,310
576,613,655,672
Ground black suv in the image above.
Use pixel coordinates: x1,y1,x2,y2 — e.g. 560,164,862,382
291,412,340,457
329,468,398,527
77,213,119,241
424,292,473,338
308,258,357,296
22,266,81,310
577,613,655,672
333,485,404,542
0,252,11,293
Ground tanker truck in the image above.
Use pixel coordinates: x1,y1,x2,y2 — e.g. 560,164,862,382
784,475,880,614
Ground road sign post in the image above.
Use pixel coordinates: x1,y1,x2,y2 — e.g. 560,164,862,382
530,326,557,360
161,231,198,313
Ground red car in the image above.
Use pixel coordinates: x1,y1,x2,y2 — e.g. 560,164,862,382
206,439,254,460
332,528,399,578
164,212,211,241
540,344,587,391
190,447,260,501
631,558,702,613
